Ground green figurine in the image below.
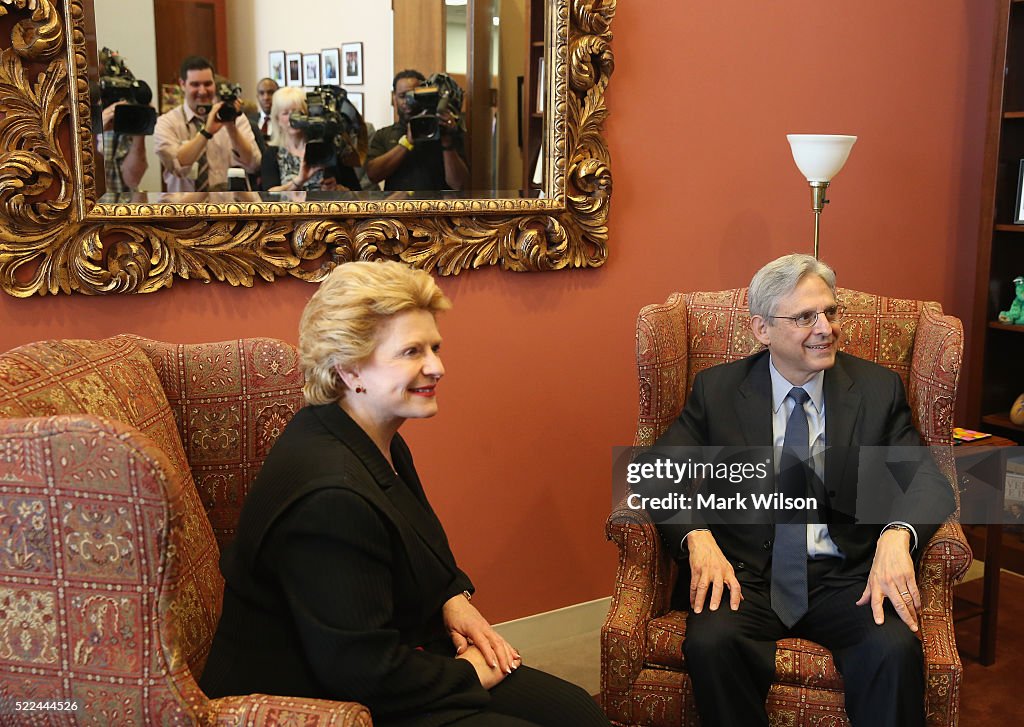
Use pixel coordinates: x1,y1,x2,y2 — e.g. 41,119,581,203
998,275,1024,325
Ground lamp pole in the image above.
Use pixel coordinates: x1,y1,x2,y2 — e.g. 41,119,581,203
810,181,829,260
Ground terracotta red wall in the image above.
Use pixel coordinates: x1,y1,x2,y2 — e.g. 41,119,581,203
0,1,995,623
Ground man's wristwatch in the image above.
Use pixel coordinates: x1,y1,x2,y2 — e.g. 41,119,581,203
461,589,472,602
398,134,414,152
198,127,213,140
881,523,916,550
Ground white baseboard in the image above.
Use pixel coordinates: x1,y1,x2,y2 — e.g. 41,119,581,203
493,596,610,694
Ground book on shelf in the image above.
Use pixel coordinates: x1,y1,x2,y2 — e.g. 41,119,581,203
953,427,993,442
1006,455,1024,531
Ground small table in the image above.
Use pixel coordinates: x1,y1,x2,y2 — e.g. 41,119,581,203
953,434,1016,666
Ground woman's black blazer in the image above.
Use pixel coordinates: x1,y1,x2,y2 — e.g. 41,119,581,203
200,404,490,726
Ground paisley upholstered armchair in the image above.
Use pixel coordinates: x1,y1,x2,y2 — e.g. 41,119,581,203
0,335,370,725
601,288,971,727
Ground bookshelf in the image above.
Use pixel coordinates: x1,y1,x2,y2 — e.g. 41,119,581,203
968,0,1024,439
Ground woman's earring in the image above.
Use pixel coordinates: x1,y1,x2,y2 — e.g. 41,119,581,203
355,385,365,394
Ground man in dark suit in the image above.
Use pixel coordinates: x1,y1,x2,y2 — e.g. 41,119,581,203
244,77,277,189
246,76,277,143
635,254,955,727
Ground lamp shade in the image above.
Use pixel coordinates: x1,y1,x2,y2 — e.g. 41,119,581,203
786,134,857,182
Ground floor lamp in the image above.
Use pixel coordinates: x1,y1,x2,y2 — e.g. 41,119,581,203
786,134,857,259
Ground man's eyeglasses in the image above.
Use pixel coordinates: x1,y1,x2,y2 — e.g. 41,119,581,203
768,304,845,328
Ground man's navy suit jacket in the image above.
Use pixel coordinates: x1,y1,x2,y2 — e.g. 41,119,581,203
639,349,955,599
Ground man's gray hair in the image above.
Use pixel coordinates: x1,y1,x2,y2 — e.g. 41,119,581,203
748,253,836,320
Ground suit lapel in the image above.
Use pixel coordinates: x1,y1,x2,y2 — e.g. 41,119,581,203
313,405,457,573
736,351,773,446
824,354,860,492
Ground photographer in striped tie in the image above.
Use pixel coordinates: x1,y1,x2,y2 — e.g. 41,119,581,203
154,56,261,193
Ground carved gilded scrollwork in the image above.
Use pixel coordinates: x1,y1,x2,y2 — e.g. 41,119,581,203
0,0,615,296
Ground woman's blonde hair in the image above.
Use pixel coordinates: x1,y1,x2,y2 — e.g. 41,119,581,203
268,86,307,147
298,261,451,405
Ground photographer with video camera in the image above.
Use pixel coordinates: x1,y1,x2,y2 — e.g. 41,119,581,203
262,87,361,193
154,56,261,193
94,48,153,195
99,101,148,194
366,69,468,192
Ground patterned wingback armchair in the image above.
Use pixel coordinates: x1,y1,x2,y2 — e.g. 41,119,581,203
601,288,971,727
0,335,371,725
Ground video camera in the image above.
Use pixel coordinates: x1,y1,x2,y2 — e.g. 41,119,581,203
289,85,367,169
402,73,464,144
94,47,156,136
214,80,243,122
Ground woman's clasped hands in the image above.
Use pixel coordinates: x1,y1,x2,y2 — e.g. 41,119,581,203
443,593,521,689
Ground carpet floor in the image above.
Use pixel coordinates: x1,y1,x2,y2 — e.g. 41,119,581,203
956,569,1024,724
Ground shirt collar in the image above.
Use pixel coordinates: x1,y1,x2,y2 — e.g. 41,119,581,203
768,357,824,415
183,103,203,125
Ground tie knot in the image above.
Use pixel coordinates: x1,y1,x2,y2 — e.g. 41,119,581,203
788,387,810,405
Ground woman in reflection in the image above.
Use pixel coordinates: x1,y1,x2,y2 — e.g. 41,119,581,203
261,86,360,192
201,261,609,727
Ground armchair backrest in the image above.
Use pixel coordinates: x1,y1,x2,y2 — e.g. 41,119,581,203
0,335,309,718
635,287,963,502
128,337,306,551
0,415,212,722
0,336,225,715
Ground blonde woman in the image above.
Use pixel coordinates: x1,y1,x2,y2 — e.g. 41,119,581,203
201,261,609,727
261,86,359,192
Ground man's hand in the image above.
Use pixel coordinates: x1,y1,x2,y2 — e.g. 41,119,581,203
438,111,460,150
101,101,126,131
442,593,520,675
855,528,920,632
204,102,227,135
686,530,742,613
456,644,520,690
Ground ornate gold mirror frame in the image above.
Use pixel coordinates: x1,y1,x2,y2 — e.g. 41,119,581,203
0,0,614,296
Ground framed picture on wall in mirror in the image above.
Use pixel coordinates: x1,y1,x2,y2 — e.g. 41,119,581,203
160,83,183,114
302,53,321,87
321,48,340,85
347,91,364,116
1015,160,1024,224
342,42,363,85
286,52,302,87
268,50,286,87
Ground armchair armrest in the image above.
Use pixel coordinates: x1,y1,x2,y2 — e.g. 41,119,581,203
209,694,371,726
915,518,970,725
917,518,971,652
602,499,677,695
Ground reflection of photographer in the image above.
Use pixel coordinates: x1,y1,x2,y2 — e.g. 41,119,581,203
93,48,152,194
289,86,364,171
153,56,261,193
94,47,156,136
366,69,469,192
262,87,361,193
403,73,465,144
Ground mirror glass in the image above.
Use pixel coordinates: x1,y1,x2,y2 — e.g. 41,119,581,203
0,0,611,295
89,0,543,205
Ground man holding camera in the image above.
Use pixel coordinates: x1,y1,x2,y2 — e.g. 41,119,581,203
154,56,261,193
366,69,468,192
94,48,153,196
99,101,148,195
